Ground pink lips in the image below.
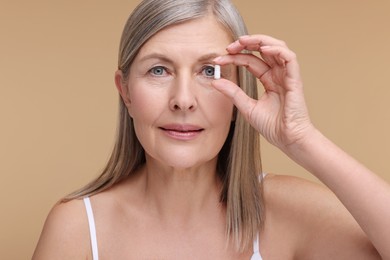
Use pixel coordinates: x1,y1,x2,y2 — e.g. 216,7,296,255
159,124,204,140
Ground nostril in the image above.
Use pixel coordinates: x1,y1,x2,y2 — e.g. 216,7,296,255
172,103,195,111
170,94,197,111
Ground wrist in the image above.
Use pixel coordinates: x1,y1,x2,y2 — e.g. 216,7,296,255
282,125,325,163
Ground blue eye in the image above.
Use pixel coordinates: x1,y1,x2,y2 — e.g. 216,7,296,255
203,66,215,77
150,66,166,76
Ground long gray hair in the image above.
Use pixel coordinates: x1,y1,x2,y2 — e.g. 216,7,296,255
65,0,263,251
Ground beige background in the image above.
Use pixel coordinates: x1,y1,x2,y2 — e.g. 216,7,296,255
1,0,389,259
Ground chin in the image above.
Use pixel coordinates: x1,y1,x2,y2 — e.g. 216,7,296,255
162,158,207,170
147,152,218,172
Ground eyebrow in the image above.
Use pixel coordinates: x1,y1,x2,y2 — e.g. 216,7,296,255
198,53,221,62
138,52,222,64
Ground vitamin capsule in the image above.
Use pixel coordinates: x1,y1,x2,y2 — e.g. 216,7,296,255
214,65,221,79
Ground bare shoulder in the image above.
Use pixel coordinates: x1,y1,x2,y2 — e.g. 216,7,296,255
32,199,91,260
262,174,380,259
263,174,334,213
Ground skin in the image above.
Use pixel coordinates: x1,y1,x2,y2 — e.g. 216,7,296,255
33,14,390,260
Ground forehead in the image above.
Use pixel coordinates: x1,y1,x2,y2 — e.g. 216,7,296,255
137,15,233,58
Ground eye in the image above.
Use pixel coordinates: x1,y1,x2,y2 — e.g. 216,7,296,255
202,65,215,78
149,66,167,76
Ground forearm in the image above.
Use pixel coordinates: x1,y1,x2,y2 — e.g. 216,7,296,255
286,128,390,259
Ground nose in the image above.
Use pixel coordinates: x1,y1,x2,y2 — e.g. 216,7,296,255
169,74,198,112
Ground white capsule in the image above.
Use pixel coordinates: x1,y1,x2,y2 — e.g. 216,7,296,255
214,65,221,79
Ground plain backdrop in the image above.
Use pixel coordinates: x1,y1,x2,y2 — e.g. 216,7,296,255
1,0,389,259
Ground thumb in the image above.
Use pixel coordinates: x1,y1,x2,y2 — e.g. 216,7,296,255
211,78,257,121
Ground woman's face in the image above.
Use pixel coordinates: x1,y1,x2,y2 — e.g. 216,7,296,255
120,15,237,170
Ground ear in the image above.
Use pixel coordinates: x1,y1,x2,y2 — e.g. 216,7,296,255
114,70,132,108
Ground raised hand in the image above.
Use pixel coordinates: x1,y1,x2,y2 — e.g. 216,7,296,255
212,34,314,152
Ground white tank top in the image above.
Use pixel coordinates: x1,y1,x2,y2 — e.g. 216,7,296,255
83,197,263,260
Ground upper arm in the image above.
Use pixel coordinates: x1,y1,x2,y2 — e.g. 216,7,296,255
265,174,381,259
32,199,91,260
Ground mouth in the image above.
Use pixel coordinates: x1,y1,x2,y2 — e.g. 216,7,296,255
159,124,204,139
159,126,204,132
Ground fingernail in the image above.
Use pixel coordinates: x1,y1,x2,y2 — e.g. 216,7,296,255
213,56,222,62
239,35,249,39
260,46,271,51
226,43,234,49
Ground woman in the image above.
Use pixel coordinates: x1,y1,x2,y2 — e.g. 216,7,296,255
33,0,390,259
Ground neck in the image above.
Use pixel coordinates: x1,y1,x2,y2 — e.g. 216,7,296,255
140,156,223,227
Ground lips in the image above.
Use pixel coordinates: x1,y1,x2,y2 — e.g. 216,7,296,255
160,124,203,132
159,124,204,140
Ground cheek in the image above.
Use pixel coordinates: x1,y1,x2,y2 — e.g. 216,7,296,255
129,88,162,150
128,85,166,118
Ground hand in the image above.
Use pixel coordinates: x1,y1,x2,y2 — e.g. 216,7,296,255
212,34,314,151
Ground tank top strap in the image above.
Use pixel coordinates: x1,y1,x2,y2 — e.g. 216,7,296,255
251,233,263,260
83,197,99,260
253,233,260,253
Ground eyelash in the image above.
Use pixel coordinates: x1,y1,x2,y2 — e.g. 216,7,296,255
201,65,215,78
147,65,217,78
148,66,168,76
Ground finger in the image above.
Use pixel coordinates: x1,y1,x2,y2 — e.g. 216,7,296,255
260,45,301,83
211,78,257,121
239,34,287,48
226,35,290,68
214,53,270,79
227,34,287,54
